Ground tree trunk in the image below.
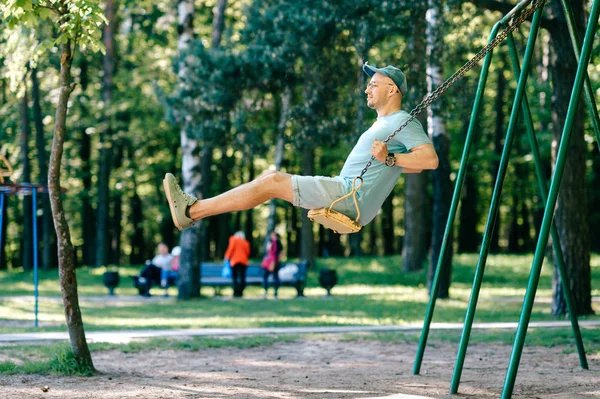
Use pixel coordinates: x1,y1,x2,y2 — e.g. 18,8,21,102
244,157,256,257
107,142,123,264
457,166,479,253
199,146,213,260
348,226,363,256
216,147,232,258
109,193,122,265
300,146,315,267
490,53,506,253
211,0,227,49
548,0,592,316
403,0,429,271
368,220,378,255
48,41,94,371
354,48,367,143
192,0,229,263
0,78,6,269
381,193,394,255
537,31,551,133
457,120,479,253
508,162,531,253
266,86,291,236
288,201,300,259
177,0,202,299
96,0,116,267
76,59,95,266
589,148,600,253
31,67,57,270
129,189,144,265
347,48,367,258
20,80,33,271
0,197,7,270
427,0,453,298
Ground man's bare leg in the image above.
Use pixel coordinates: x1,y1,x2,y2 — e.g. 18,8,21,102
164,170,294,230
190,170,293,220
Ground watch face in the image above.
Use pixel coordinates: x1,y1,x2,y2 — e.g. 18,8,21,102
385,155,395,167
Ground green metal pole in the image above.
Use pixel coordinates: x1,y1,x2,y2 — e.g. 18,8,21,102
560,0,600,151
412,21,501,377
506,34,588,370
501,1,600,397
449,5,545,394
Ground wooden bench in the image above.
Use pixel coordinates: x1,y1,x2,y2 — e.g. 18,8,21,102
200,261,308,297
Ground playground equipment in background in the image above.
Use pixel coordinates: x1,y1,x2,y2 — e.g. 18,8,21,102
0,154,51,328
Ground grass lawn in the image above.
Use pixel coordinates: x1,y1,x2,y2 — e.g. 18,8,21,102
0,253,599,375
0,253,598,334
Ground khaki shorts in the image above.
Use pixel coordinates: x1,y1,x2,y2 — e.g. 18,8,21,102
291,175,360,221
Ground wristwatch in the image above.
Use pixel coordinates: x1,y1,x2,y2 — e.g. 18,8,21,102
385,152,396,167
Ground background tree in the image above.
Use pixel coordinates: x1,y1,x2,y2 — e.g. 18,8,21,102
2,0,107,370
546,0,592,316
95,0,117,267
402,0,430,271
173,0,202,300
426,0,453,297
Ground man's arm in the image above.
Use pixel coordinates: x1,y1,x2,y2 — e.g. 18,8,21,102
395,143,439,170
371,140,439,171
402,167,423,174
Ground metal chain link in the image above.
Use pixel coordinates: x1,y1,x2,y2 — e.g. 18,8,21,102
359,0,547,178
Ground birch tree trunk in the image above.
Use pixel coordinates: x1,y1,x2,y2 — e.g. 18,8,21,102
177,0,202,299
426,0,453,298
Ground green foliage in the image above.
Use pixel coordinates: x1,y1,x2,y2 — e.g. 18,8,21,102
0,0,598,268
166,41,244,144
1,0,107,53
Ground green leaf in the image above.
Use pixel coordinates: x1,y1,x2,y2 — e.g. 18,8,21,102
15,0,31,12
37,7,53,20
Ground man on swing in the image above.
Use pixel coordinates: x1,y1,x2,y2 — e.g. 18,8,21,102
164,63,439,231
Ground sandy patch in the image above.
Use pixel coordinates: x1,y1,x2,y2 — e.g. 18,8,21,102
1,338,599,398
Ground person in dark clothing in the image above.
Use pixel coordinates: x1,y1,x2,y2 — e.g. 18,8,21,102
261,231,283,299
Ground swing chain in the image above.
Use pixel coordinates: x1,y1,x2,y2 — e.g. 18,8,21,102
359,0,547,179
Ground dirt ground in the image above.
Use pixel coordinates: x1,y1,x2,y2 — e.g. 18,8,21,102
0,338,599,399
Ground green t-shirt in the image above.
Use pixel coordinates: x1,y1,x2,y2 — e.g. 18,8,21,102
339,110,431,225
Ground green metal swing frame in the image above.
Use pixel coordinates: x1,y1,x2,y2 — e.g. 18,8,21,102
411,0,600,397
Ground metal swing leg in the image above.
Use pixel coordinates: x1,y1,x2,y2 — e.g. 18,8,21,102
505,34,587,370
501,1,600,396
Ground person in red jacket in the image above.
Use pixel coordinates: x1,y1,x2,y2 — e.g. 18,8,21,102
224,231,251,297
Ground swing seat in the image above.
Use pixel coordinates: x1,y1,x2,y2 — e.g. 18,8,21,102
308,176,363,234
308,207,362,234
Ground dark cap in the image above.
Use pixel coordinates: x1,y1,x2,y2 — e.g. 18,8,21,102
363,62,407,96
